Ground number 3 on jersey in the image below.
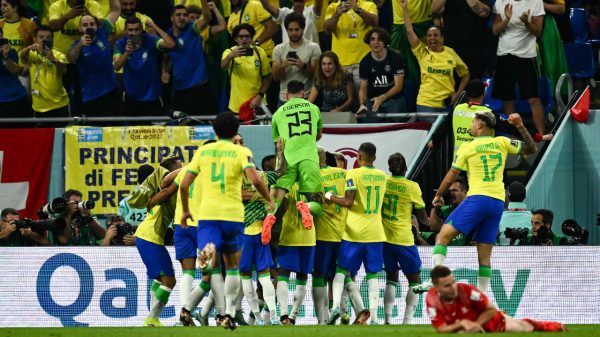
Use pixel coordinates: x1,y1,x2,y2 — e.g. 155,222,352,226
287,111,313,137
211,162,225,193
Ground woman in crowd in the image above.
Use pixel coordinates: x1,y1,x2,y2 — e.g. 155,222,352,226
401,0,469,114
0,0,37,53
308,51,354,112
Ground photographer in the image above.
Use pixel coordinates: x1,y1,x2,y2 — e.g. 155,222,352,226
498,181,532,245
55,189,106,246
524,209,568,246
0,208,52,246
102,214,136,246
422,177,471,246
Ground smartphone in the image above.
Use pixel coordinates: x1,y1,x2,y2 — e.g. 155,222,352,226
0,38,8,46
243,47,254,56
129,34,141,48
287,51,298,60
76,0,84,7
42,39,52,51
85,27,95,39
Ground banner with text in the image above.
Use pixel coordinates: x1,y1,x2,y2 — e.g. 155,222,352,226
0,128,55,218
65,126,216,214
1,246,597,327
319,123,430,173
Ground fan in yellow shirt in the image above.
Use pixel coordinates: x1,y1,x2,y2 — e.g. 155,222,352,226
227,0,277,58
324,142,386,325
221,24,272,113
401,0,469,112
417,112,536,296
19,26,69,115
179,112,274,329
48,0,103,54
381,152,428,325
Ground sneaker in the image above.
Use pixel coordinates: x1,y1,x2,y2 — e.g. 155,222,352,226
261,214,276,245
270,317,281,326
369,320,380,325
235,310,249,326
353,309,371,325
143,317,162,327
255,318,266,326
326,307,341,325
179,308,196,327
296,201,314,230
198,243,216,272
411,280,433,294
221,314,237,330
340,313,350,325
289,317,296,325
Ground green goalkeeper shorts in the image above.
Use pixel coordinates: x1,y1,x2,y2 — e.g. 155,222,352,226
274,159,322,194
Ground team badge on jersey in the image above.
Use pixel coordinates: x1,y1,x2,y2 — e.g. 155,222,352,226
470,290,482,302
346,179,354,187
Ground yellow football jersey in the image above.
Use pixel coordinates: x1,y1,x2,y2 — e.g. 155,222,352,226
187,140,255,222
342,166,387,243
316,166,346,242
174,165,202,227
382,176,425,246
135,204,168,245
452,136,522,201
280,183,316,246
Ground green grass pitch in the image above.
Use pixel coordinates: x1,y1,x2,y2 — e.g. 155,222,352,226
0,325,597,337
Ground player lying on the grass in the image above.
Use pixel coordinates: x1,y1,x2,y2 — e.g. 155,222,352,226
426,266,565,333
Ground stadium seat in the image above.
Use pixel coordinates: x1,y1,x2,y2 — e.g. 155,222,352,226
570,8,589,42
482,77,554,116
564,42,596,78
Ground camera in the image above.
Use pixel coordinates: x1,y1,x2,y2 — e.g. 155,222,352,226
12,217,67,232
532,225,553,245
561,219,589,245
38,198,68,219
77,200,95,212
85,27,95,40
116,222,134,238
504,227,529,246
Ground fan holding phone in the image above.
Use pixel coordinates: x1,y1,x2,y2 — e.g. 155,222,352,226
221,23,272,120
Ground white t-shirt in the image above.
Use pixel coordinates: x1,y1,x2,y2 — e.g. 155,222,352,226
494,0,545,58
277,6,320,44
272,38,322,101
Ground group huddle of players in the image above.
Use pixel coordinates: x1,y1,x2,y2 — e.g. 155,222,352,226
132,81,565,332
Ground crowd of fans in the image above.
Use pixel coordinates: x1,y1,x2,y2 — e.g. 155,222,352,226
1,0,598,126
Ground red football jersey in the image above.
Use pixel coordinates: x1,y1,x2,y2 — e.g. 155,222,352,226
426,283,505,332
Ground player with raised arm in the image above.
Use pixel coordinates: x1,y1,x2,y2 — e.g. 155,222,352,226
413,112,537,294
426,266,565,333
312,146,347,324
263,80,323,238
324,142,387,325
179,112,275,330
381,153,428,324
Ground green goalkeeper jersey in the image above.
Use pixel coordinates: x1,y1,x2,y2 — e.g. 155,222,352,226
272,97,323,166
